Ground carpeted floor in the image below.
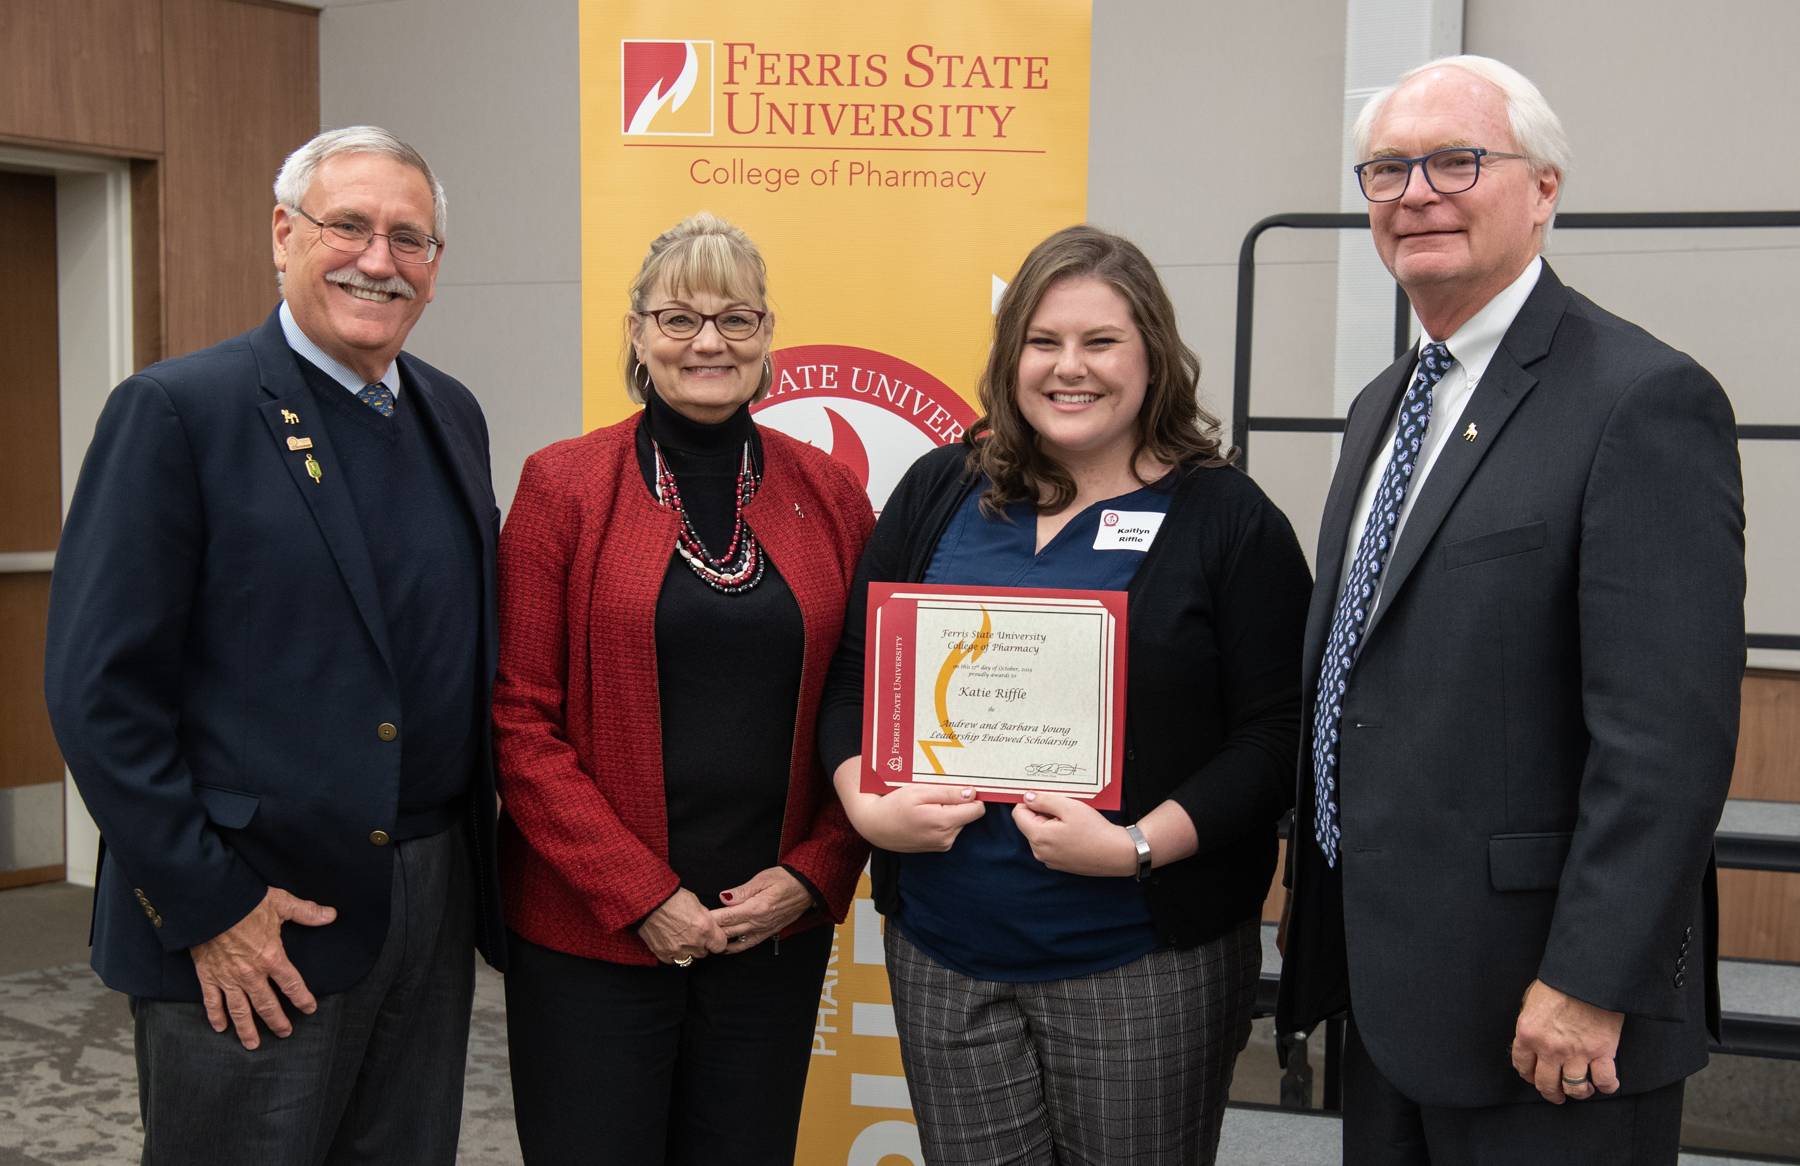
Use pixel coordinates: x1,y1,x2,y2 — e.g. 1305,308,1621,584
0,960,521,1166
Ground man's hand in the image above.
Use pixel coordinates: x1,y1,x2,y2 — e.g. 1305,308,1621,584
711,867,813,954
1012,792,1136,876
189,887,337,1050
1510,978,1624,1103
637,887,730,966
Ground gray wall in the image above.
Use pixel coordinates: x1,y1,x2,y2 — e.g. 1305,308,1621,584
320,0,582,517
318,0,1799,664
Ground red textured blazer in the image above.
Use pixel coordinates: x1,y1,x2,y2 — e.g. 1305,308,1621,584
493,413,874,965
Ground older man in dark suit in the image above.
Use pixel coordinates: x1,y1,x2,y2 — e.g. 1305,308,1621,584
45,126,503,1165
1277,56,1744,1163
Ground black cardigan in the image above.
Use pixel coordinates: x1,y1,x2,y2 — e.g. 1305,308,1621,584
818,443,1313,948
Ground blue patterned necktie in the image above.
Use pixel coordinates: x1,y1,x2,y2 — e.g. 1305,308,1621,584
356,382,395,417
1312,341,1454,867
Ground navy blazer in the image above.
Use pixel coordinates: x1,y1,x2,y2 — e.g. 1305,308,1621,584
45,309,506,1000
1277,265,1744,1106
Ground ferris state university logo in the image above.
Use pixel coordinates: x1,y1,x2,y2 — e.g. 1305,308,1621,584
751,345,978,511
622,39,714,135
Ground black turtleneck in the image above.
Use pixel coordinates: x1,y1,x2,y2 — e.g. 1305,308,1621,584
635,391,805,909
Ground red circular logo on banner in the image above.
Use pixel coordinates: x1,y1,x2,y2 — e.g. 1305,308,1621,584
751,344,979,510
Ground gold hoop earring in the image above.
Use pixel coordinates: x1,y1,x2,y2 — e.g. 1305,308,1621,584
637,363,653,398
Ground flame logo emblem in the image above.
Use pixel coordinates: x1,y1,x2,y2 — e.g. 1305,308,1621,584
621,40,712,136
821,407,871,493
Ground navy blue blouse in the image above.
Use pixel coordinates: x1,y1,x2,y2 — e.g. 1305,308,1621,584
896,477,1174,981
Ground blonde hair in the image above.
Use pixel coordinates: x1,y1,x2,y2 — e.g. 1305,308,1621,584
624,212,773,402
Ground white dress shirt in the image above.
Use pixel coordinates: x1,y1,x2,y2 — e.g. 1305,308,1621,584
278,300,401,399
1336,257,1543,611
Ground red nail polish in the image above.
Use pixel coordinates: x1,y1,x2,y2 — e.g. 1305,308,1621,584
721,891,734,902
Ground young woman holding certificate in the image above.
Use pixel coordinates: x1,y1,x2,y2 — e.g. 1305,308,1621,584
820,225,1312,1165
494,213,872,1164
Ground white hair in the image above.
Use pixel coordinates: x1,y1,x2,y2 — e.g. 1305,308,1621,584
273,125,447,240
1352,55,1572,244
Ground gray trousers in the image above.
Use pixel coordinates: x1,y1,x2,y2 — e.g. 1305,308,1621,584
886,919,1261,1166
132,827,475,1166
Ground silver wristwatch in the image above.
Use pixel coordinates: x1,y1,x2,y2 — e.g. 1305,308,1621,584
1125,823,1153,881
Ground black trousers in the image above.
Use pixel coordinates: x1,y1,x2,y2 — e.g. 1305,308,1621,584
132,827,476,1166
505,923,833,1166
1342,1016,1686,1165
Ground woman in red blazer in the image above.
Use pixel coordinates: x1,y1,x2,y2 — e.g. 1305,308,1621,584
493,212,873,1165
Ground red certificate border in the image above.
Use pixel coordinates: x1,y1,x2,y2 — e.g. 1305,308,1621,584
861,581,1128,810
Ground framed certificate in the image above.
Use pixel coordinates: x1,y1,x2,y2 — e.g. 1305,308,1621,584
861,582,1128,809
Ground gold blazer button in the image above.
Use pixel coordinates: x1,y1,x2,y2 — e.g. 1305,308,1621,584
377,722,398,742
369,829,391,847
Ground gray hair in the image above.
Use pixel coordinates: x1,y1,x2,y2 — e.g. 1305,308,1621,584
273,125,447,240
1352,55,1571,244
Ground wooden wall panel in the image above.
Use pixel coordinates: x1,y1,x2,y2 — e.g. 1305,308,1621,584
1718,869,1800,962
160,0,319,355
1730,670,1800,803
0,0,163,154
0,171,62,553
132,159,166,369
0,576,62,788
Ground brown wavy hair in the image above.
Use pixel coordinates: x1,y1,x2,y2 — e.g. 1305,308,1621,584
968,225,1233,516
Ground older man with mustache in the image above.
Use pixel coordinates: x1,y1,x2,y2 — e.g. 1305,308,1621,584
45,126,504,1165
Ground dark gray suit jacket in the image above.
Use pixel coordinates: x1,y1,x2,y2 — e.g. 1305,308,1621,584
1276,264,1745,1107
45,309,507,1000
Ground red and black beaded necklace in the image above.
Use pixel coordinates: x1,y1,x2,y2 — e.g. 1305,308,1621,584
651,439,765,594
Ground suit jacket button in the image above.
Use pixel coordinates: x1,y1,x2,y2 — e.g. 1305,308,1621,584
1684,925,1693,940
151,913,163,928
1674,972,1687,988
369,829,391,847
377,722,399,742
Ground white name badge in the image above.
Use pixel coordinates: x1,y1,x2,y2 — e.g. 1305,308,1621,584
1093,510,1164,551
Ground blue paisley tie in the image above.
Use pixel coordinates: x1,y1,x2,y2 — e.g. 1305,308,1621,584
1312,342,1454,867
356,382,395,417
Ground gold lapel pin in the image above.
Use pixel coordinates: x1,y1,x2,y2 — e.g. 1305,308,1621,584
286,435,314,451
1463,422,1479,443
281,409,300,424
305,453,323,484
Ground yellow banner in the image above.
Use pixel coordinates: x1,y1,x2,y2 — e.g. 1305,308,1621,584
581,0,1089,511
581,4,1090,1159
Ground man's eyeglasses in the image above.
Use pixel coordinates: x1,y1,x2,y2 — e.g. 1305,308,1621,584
1352,147,1528,203
639,307,767,341
290,205,441,264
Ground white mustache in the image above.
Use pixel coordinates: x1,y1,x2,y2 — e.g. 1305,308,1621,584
326,269,416,299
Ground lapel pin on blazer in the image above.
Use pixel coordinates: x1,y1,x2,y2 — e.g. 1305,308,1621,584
287,435,314,451
281,409,300,424
1463,422,1479,442
305,452,323,484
